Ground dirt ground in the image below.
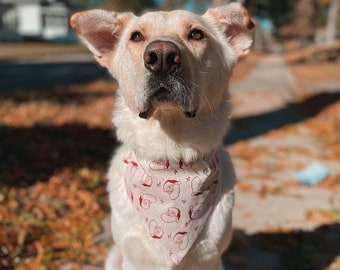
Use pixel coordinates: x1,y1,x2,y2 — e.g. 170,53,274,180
0,50,339,269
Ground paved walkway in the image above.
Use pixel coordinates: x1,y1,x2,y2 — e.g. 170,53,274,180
229,54,298,117
223,54,340,269
227,54,339,232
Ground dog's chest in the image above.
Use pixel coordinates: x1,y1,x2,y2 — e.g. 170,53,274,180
122,150,222,263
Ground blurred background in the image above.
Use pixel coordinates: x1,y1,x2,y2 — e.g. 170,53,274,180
0,0,339,269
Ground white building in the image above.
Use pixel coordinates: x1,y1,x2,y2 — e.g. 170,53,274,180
0,0,71,41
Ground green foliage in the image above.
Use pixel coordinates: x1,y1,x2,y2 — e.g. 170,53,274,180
314,0,328,27
245,0,296,28
68,0,105,9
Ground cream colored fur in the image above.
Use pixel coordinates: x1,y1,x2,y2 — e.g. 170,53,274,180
70,3,254,270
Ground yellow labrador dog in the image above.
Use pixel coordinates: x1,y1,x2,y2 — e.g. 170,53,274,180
71,3,254,269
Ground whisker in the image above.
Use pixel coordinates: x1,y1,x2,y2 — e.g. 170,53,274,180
197,70,214,76
198,91,213,116
185,79,213,117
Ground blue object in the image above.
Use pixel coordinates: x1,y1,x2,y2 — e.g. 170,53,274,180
294,162,329,186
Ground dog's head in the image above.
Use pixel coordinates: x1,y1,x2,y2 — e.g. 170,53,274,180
70,3,254,120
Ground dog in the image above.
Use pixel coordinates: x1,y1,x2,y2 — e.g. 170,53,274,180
70,3,254,269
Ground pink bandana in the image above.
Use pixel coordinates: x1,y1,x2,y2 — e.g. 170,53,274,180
123,150,222,264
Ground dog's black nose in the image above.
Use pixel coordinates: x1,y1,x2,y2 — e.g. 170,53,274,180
143,41,181,76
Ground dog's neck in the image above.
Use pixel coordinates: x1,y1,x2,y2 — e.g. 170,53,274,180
113,95,230,163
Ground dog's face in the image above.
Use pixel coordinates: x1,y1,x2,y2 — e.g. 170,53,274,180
71,4,254,119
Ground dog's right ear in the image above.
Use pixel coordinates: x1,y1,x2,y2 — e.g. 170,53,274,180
70,10,135,68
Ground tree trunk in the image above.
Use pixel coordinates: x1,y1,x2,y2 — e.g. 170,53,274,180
325,0,339,44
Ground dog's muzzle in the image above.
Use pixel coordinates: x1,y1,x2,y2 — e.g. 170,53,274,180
139,40,197,119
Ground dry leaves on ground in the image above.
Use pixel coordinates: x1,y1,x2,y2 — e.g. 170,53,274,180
0,80,116,269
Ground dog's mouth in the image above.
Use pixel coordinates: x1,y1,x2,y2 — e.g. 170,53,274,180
138,87,197,119
153,87,172,103
139,109,197,119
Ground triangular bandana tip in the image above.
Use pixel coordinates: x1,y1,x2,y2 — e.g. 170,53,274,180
123,151,222,263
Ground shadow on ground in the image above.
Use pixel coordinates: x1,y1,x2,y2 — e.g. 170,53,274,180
0,82,115,105
223,223,340,270
0,61,111,91
225,91,340,145
0,124,119,186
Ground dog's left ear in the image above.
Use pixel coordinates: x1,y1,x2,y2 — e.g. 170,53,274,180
204,3,255,58
70,10,135,68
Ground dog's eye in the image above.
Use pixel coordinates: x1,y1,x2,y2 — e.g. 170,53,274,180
189,29,205,41
130,31,144,42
